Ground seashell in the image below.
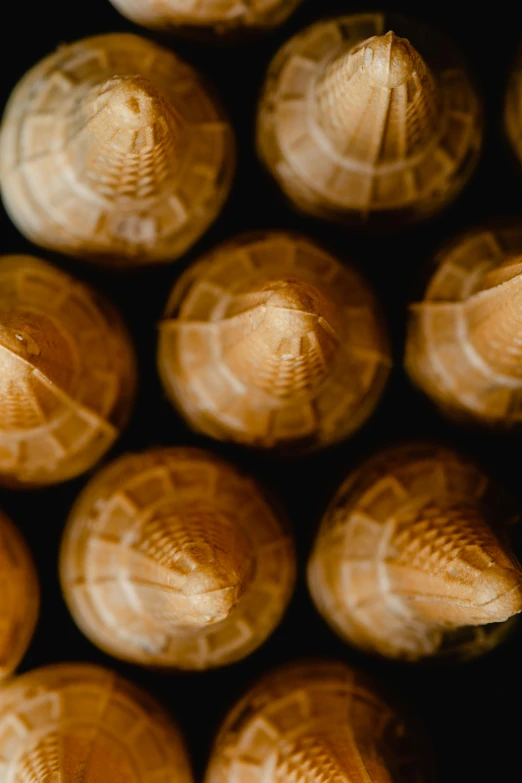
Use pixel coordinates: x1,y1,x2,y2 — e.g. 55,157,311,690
60,447,295,669
108,0,302,35
0,255,136,487
505,42,522,167
257,14,482,228
0,511,39,682
308,443,522,662
405,223,522,429
0,33,235,267
0,663,194,782
205,660,427,783
158,232,391,452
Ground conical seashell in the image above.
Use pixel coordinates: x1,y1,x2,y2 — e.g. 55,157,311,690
405,224,522,428
0,511,39,681
308,443,522,661
108,0,302,35
505,43,522,167
0,663,194,782
60,447,295,669
158,232,391,451
0,255,136,487
205,660,427,783
0,33,235,267
257,14,482,227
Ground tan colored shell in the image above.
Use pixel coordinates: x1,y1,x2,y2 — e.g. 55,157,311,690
0,34,235,267
0,511,39,681
0,255,136,487
257,14,482,227
505,44,522,166
405,224,522,428
60,447,295,670
158,232,391,451
108,0,302,34
205,660,426,783
0,663,194,783
308,443,522,662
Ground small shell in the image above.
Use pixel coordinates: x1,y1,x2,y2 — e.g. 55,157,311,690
0,663,193,783
0,255,136,487
108,0,302,34
405,224,522,428
205,660,426,783
505,43,522,167
257,15,482,227
60,447,295,669
0,33,235,267
158,232,391,451
0,511,39,681
308,443,522,662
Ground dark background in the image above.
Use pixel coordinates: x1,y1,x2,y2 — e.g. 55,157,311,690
1,1,522,781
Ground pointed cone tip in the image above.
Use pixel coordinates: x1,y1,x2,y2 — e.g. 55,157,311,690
474,562,522,622
362,31,424,88
100,75,169,127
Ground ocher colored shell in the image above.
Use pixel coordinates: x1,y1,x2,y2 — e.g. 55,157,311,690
257,15,482,227
0,663,193,783
405,224,522,428
0,511,39,681
0,34,235,267
205,660,426,783
308,443,522,662
108,0,302,34
0,255,136,487
158,232,391,452
60,447,295,670
505,44,522,166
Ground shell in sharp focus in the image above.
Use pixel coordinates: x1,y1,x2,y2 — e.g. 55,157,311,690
60,447,296,670
0,33,235,267
256,14,482,227
405,224,522,429
0,255,136,487
108,0,302,34
308,443,522,662
0,663,193,783
505,43,522,167
158,232,391,452
205,660,427,783
0,511,39,682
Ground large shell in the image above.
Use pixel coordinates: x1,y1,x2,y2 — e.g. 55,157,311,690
257,14,482,227
405,224,522,428
0,511,39,682
60,447,295,670
0,255,136,487
0,34,235,267
308,443,522,662
205,660,426,783
158,232,391,451
0,663,193,782
505,43,522,167
108,0,302,34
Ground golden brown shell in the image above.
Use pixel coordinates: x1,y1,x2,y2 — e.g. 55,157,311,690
0,255,136,487
405,224,522,428
505,43,522,166
308,443,522,662
60,447,296,670
205,660,426,783
0,33,235,267
108,0,302,34
0,511,39,681
257,15,482,227
0,663,194,782
158,232,391,452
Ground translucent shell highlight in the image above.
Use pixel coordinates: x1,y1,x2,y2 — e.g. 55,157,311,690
0,255,136,487
158,232,391,452
60,447,296,669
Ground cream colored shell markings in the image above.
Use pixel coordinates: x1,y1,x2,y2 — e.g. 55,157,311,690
158,232,391,452
60,447,296,670
308,443,522,662
257,14,482,226
0,34,235,266
0,255,136,487
0,664,194,783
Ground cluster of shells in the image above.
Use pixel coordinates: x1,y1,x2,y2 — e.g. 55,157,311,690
0,3,521,781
